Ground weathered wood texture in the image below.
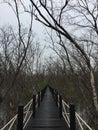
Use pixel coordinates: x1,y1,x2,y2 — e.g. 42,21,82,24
25,87,69,130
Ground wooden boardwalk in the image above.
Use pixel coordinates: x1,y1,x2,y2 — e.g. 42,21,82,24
25,87,69,130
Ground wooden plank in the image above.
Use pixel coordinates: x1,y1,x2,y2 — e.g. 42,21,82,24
25,87,69,130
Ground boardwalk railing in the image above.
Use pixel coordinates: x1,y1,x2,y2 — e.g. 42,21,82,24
1,99,33,130
0,87,47,130
1,86,92,130
62,100,92,130
49,87,92,130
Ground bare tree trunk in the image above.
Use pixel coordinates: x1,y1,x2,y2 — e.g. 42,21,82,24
90,70,98,111
29,0,98,113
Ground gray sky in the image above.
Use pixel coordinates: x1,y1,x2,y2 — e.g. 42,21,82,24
0,2,45,41
0,4,16,26
0,2,54,59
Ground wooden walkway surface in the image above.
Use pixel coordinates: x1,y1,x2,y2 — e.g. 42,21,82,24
25,87,69,130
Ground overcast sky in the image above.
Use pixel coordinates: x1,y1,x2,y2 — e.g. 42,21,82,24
0,2,56,60
0,2,46,41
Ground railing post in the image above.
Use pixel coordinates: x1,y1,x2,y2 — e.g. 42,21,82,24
33,95,36,118
38,92,40,107
17,105,23,130
41,90,43,101
70,104,76,130
55,91,58,106
59,95,62,118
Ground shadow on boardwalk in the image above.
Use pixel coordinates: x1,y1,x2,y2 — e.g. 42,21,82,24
25,87,69,130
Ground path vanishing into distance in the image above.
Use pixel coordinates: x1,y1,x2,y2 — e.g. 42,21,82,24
25,87,69,130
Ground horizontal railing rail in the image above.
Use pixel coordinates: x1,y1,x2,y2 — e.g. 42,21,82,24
1,98,33,130
1,115,17,130
1,86,92,130
62,100,93,130
49,86,93,130
0,86,47,130
23,98,33,129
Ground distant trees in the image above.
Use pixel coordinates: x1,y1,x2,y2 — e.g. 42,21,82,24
0,0,98,128
0,25,45,129
27,0,98,128
0,0,45,127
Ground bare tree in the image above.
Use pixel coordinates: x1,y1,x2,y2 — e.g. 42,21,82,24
1,0,98,127
24,0,98,115
18,1,98,128
0,1,35,127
